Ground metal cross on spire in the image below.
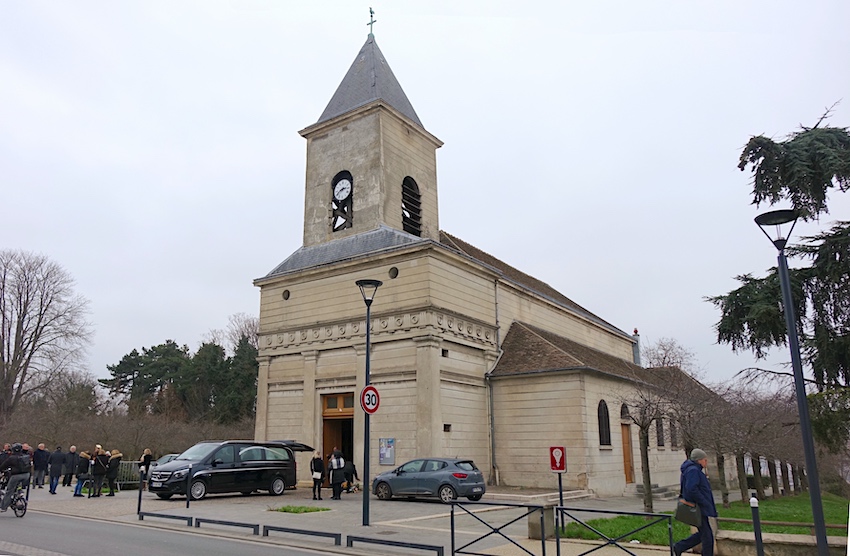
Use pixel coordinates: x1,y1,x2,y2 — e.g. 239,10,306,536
367,7,377,37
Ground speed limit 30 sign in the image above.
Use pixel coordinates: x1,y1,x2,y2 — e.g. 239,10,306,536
361,385,380,414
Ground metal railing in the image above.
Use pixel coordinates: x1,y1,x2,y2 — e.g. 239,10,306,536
450,501,549,556
556,506,674,556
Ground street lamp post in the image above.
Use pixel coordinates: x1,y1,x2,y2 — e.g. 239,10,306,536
356,279,382,527
754,209,829,555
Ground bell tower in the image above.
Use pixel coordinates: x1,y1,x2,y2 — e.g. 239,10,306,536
299,34,443,247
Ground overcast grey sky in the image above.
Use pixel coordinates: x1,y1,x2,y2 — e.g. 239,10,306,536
2,1,848,385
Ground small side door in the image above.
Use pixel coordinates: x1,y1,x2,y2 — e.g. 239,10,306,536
418,459,448,496
391,459,425,495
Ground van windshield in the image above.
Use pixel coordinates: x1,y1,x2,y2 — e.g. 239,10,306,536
175,443,218,461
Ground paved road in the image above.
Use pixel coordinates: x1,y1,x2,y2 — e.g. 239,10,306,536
4,483,722,555
0,511,332,556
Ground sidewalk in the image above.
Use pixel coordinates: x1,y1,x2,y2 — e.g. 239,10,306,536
15,483,706,555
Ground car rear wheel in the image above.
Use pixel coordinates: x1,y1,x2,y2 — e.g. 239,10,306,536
467,494,483,501
268,476,286,496
156,493,173,500
375,482,392,500
190,479,207,500
438,485,457,504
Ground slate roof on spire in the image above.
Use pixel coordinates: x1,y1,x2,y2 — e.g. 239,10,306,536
317,35,422,127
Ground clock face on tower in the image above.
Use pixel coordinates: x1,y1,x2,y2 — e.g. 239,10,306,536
331,173,353,232
333,178,351,201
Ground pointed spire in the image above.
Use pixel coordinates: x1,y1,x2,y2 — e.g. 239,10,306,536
316,35,422,127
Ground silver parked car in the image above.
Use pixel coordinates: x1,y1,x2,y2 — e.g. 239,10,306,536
372,458,485,503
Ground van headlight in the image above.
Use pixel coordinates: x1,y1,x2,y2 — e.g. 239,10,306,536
172,468,189,479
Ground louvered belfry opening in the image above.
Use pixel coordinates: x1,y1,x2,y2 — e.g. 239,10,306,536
401,176,421,236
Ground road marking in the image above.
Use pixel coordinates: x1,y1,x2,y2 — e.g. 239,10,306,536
0,541,69,556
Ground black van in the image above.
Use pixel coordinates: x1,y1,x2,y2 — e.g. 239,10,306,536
149,440,296,500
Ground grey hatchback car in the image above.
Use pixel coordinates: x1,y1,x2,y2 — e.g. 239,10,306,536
372,458,486,503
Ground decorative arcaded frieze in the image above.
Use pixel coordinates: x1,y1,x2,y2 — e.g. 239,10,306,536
258,309,496,351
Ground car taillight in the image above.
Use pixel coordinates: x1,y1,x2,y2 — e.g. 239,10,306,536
452,472,468,479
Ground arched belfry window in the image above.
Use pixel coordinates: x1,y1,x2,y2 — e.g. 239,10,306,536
331,171,353,232
597,400,611,446
401,176,421,236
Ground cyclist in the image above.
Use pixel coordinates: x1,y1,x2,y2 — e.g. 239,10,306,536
0,443,30,512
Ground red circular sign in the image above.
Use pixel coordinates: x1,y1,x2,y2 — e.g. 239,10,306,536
361,385,380,414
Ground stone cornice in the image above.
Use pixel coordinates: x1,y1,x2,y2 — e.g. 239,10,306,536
259,308,497,354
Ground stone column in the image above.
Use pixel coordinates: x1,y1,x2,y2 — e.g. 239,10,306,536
354,344,367,467
303,350,319,449
415,335,442,456
254,356,270,440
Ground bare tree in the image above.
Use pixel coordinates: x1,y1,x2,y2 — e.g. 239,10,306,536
616,371,673,514
0,250,91,423
641,337,698,374
203,312,258,354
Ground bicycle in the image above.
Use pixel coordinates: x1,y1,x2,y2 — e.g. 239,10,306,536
0,473,28,517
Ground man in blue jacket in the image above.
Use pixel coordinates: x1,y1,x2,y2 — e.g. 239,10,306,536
674,448,717,556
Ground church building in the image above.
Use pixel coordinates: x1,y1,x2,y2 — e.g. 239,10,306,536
254,33,685,496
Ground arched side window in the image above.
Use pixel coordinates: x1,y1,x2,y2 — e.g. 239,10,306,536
401,176,421,236
331,171,353,232
656,418,665,447
620,404,630,420
597,400,611,446
670,419,678,448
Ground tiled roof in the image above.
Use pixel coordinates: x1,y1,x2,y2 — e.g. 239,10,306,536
260,226,427,279
260,228,627,341
317,35,422,127
439,232,628,338
490,322,651,384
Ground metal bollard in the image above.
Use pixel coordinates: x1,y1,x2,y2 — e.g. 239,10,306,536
750,496,765,556
137,470,144,515
185,464,193,509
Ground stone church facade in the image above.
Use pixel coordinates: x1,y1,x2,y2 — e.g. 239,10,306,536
254,34,685,496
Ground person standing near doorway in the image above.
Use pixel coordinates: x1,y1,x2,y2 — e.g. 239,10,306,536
310,450,324,500
329,450,345,500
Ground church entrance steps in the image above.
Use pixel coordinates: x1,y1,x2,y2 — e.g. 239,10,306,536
627,483,679,500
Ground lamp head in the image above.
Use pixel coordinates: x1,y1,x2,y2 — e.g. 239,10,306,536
356,279,383,306
755,209,798,251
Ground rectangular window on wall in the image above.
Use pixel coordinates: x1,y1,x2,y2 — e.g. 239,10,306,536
656,419,665,447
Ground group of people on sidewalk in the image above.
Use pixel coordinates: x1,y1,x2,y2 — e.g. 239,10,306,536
0,442,126,498
310,448,360,501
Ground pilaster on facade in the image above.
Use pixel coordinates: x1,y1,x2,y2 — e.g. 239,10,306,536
414,334,442,455
302,350,319,450
254,357,271,441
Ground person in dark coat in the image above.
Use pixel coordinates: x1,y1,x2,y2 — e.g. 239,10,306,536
91,447,109,497
32,443,49,488
0,443,30,512
105,449,122,496
63,445,79,487
48,446,65,494
309,450,324,500
328,450,345,500
342,458,359,493
138,448,152,491
73,451,91,497
673,448,718,556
